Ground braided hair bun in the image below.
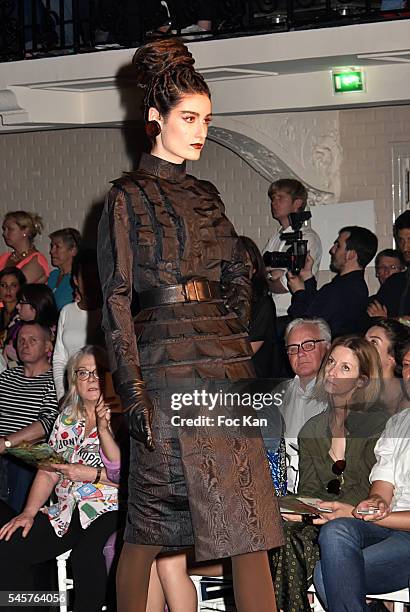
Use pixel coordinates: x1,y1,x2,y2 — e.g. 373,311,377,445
133,39,210,120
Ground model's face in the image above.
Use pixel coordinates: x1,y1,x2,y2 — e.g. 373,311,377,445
286,323,328,380
397,228,410,264
270,190,302,225
50,238,77,269
2,219,25,248
149,94,212,164
324,346,361,399
375,255,403,285
0,274,21,305
365,326,395,375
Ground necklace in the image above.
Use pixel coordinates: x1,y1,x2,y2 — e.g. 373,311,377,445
10,247,34,263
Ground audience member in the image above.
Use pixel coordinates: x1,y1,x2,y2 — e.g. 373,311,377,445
263,179,322,324
0,267,26,349
365,318,410,415
288,226,378,336
53,250,103,400
278,317,330,493
3,284,58,367
239,236,280,379
270,336,387,612
314,337,410,610
0,322,59,512
369,211,410,318
374,248,405,286
0,212,49,283
48,228,81,310
0,345,122,612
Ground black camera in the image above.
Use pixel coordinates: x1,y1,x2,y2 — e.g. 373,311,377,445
263,211,312,275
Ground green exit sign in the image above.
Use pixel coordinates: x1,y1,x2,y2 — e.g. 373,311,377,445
332,69,365,93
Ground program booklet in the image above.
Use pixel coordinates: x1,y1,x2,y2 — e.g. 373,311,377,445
6,442,68,468
279,496,333,515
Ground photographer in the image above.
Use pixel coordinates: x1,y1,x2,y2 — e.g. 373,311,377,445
287,226,377,337
263,179,322,319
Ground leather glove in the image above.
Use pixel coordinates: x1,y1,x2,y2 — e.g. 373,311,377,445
221,283,249,331
118,375,155,451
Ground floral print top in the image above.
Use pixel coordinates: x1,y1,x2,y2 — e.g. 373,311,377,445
46,411,118,537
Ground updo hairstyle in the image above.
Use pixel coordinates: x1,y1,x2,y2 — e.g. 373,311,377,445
4,211,44,241
132,39,210,121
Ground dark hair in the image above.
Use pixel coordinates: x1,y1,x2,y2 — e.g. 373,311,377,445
339,226,378,268
238,236,269,300
267,179,308,210
49,228,81,250
132,39,210,123
393,210,410,242
17,284,58,328
0,266,27,287
368,319,410,364
393,332,410,377
375,248,405,268
71,249,98,280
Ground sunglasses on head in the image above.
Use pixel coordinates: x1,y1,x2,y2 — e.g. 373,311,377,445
326,459,346,495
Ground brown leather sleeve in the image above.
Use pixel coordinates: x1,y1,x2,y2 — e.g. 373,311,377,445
97,185,141,391
221,237,253,330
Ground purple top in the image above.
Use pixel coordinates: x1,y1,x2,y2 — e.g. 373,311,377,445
100,448,121,484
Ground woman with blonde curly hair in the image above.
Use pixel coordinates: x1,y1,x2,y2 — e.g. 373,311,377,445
0,211,49,283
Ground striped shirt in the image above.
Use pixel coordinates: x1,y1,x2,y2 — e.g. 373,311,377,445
0,366,58,437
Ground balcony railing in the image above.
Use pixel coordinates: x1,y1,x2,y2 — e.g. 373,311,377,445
1,0,409,62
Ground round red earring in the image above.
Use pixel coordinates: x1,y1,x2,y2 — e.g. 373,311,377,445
145,120,161,139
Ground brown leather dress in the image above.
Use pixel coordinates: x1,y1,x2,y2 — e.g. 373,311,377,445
97,153,284,561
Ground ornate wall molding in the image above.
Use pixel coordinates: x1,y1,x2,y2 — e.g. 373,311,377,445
209,112,342,205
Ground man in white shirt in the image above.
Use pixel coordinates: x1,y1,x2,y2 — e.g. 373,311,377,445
279,317,330,492
263,179,322,319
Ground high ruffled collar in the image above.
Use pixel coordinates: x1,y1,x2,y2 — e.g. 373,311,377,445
138,152,186,182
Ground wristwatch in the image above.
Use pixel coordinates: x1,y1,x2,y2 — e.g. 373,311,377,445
2,437,12,449
93,466,102,485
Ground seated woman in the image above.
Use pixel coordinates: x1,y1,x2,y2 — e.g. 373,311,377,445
365,318,410,414
3,283,58,367
0,267,26,349
0,211,49,283
270,335,387,612
314,337,410,611
0,345,122,612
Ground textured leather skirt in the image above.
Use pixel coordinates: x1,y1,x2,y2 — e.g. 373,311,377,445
124,298,284,561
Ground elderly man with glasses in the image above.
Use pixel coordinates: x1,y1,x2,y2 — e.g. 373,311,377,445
280,317,330,493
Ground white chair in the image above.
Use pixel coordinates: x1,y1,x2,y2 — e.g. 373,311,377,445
308,584,410,612
56,549,73,612
190,575,234,611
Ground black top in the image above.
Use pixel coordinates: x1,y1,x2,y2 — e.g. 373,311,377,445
249,294,279,378
288,270,369,337
374,269,410,317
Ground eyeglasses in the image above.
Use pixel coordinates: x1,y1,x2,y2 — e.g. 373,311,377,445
326,459,346,495
285,339,326,355
74,368,101,381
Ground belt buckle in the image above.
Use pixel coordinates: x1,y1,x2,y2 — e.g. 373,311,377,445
184,280,211,302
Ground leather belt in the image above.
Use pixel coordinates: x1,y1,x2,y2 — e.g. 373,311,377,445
139,279,221,309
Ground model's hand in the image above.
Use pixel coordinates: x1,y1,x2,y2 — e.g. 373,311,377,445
0,511,36,540
353,495,390,521
312,501,354,525
119,378,155,451
367,300,388,318
287,272,305,294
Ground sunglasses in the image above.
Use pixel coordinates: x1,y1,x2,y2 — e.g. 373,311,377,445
326,459,346,495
